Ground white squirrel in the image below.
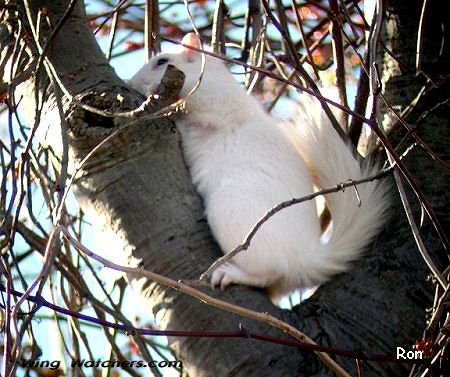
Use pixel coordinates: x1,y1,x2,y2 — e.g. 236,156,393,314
129,33,390,302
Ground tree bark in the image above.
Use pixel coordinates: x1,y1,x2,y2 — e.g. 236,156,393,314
2,0,448,376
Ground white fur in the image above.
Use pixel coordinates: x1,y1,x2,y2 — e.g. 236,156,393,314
129,35,390,302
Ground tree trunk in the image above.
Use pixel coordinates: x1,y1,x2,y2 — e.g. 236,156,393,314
2,0,448,376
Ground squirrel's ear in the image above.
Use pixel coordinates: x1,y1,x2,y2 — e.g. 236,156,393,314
181,33,201,62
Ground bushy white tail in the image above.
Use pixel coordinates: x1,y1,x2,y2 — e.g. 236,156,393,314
291,96,390,281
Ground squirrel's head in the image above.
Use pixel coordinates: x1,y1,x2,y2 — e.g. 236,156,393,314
131,33,225,100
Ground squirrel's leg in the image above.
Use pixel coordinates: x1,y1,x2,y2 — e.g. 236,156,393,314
210,261,270,290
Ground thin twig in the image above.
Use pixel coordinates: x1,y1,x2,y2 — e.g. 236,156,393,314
58,226,352,377
329,0,349,125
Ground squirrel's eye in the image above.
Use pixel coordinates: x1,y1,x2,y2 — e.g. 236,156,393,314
156,58,169,66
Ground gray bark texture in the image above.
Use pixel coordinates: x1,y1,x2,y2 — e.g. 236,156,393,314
1,0,448,376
